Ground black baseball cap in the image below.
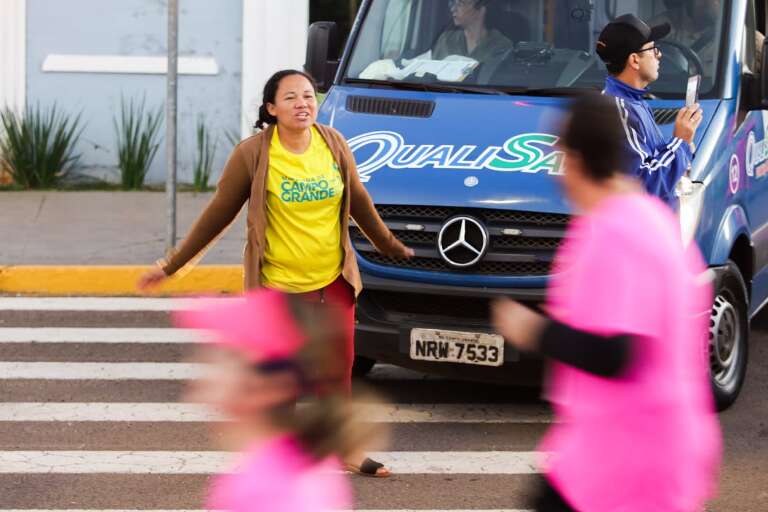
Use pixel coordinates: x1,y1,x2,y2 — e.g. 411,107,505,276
596,14,671,67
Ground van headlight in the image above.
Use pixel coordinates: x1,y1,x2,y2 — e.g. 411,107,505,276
677,176,706,247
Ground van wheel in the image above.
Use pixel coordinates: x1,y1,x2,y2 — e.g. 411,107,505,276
352,356,376,377
710,261,749,411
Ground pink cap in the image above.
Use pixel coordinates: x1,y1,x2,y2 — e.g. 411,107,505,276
174,289,306,363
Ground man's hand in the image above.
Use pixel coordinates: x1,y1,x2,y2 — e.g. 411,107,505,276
673,103,704,145
491,298,547,352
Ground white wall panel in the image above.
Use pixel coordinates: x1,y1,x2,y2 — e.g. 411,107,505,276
241,0,309,137
0,0,26,112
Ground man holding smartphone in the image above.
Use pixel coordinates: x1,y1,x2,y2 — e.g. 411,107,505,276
596,14,703,207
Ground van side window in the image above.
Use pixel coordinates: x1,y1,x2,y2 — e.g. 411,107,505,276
744,0,758,74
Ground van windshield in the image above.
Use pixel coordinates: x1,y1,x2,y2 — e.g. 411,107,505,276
343,0,727,98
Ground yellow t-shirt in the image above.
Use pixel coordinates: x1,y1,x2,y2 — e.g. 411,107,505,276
260,126,345,292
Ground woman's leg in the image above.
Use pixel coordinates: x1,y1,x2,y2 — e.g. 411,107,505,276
322,276,390,477
320,275,355,396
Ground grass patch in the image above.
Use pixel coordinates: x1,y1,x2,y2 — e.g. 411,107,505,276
114,96,163,190
192,116,217,192
0,104,84,189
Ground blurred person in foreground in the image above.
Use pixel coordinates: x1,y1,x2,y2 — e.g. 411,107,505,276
492,93,721,512
139,68,413,477
176,289,387,512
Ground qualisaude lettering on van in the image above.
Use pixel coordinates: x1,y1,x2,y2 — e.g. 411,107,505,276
746,130,768,178
347,130,564,182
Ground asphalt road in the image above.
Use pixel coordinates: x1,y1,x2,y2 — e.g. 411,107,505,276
0,297,765,511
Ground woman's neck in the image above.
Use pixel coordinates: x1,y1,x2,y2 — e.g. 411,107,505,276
464,22,487,53
277,124,312,154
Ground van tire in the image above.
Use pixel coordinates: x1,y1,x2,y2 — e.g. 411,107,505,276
710,261,749,411
352,356,376,377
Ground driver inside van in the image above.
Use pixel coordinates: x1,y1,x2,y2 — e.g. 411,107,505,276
432,0,513,62
359,0,520,81
652,0,764,73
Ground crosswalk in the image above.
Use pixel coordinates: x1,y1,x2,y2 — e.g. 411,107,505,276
0,297,551,511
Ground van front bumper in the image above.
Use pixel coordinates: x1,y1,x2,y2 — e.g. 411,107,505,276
354,272,546,384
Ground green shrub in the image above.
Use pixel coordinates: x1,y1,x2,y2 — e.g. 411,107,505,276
224,127,241,148
0,104,84,189
193,116,218,192
114,96,163,190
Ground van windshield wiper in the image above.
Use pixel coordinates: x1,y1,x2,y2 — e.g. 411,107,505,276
344,78,507,95
343,79,599,97
494,86,600,97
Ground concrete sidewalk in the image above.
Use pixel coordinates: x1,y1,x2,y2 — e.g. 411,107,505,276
0,191,246,295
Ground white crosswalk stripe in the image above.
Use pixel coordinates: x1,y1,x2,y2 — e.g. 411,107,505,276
0,510,533,512
0,327,208,343
0,402,552,423
0,297,548,511
0,297,231,311
0,450,546,474
0,361,206,380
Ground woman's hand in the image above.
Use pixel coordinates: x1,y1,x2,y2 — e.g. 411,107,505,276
390,243,415,259
136,267,168,291
491,297,547,352
381,239,414,259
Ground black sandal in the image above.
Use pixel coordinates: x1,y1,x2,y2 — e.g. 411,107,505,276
344,457,391,478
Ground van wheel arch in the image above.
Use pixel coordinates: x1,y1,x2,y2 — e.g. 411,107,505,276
709,259,749,411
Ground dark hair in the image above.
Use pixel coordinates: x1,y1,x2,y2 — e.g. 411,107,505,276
605,58,628,75
254,69,318,131
560,93,627,181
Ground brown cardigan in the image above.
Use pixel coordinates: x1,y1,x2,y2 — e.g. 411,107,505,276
160,123,407,296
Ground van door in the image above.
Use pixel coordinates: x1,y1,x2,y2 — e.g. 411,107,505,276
739,0,768,310
705,0,760,409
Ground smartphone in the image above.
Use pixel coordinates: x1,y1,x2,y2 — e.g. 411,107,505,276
686,75,701,107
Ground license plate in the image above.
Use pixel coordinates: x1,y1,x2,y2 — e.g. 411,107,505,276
409,328,504,367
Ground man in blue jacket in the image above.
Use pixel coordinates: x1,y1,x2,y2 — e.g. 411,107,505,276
596,14,703,206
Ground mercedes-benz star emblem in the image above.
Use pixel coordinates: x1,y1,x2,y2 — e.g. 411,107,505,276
437,216,488,267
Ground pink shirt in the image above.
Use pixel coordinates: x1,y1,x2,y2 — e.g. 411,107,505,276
541,193,721,511
207,435,352,512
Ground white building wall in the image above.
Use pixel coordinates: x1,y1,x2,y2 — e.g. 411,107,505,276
0,0,27,112
241,0,310,137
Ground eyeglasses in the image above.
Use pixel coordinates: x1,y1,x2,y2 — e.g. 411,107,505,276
448,0,475,8
635,46,662,59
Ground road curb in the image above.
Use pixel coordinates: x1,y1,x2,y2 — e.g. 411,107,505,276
0,265,244,296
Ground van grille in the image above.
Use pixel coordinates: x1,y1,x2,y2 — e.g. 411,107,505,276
346,96,435,118
351,205,569,276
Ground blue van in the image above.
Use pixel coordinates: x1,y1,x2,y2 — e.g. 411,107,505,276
306,0,766,410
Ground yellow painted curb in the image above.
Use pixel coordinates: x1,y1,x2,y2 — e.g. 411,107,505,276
0,265,244,296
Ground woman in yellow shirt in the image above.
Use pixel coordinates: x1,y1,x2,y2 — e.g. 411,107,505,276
139,70,413,477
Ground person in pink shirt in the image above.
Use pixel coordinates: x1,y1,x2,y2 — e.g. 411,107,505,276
492,93,721,512
176,289,384,512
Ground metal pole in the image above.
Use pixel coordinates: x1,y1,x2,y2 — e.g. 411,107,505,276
166,0,179,250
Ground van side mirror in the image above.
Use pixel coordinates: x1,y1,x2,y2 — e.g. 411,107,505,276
305,22,341,93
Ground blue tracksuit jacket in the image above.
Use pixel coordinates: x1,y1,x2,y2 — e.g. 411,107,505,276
603,76,693,206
